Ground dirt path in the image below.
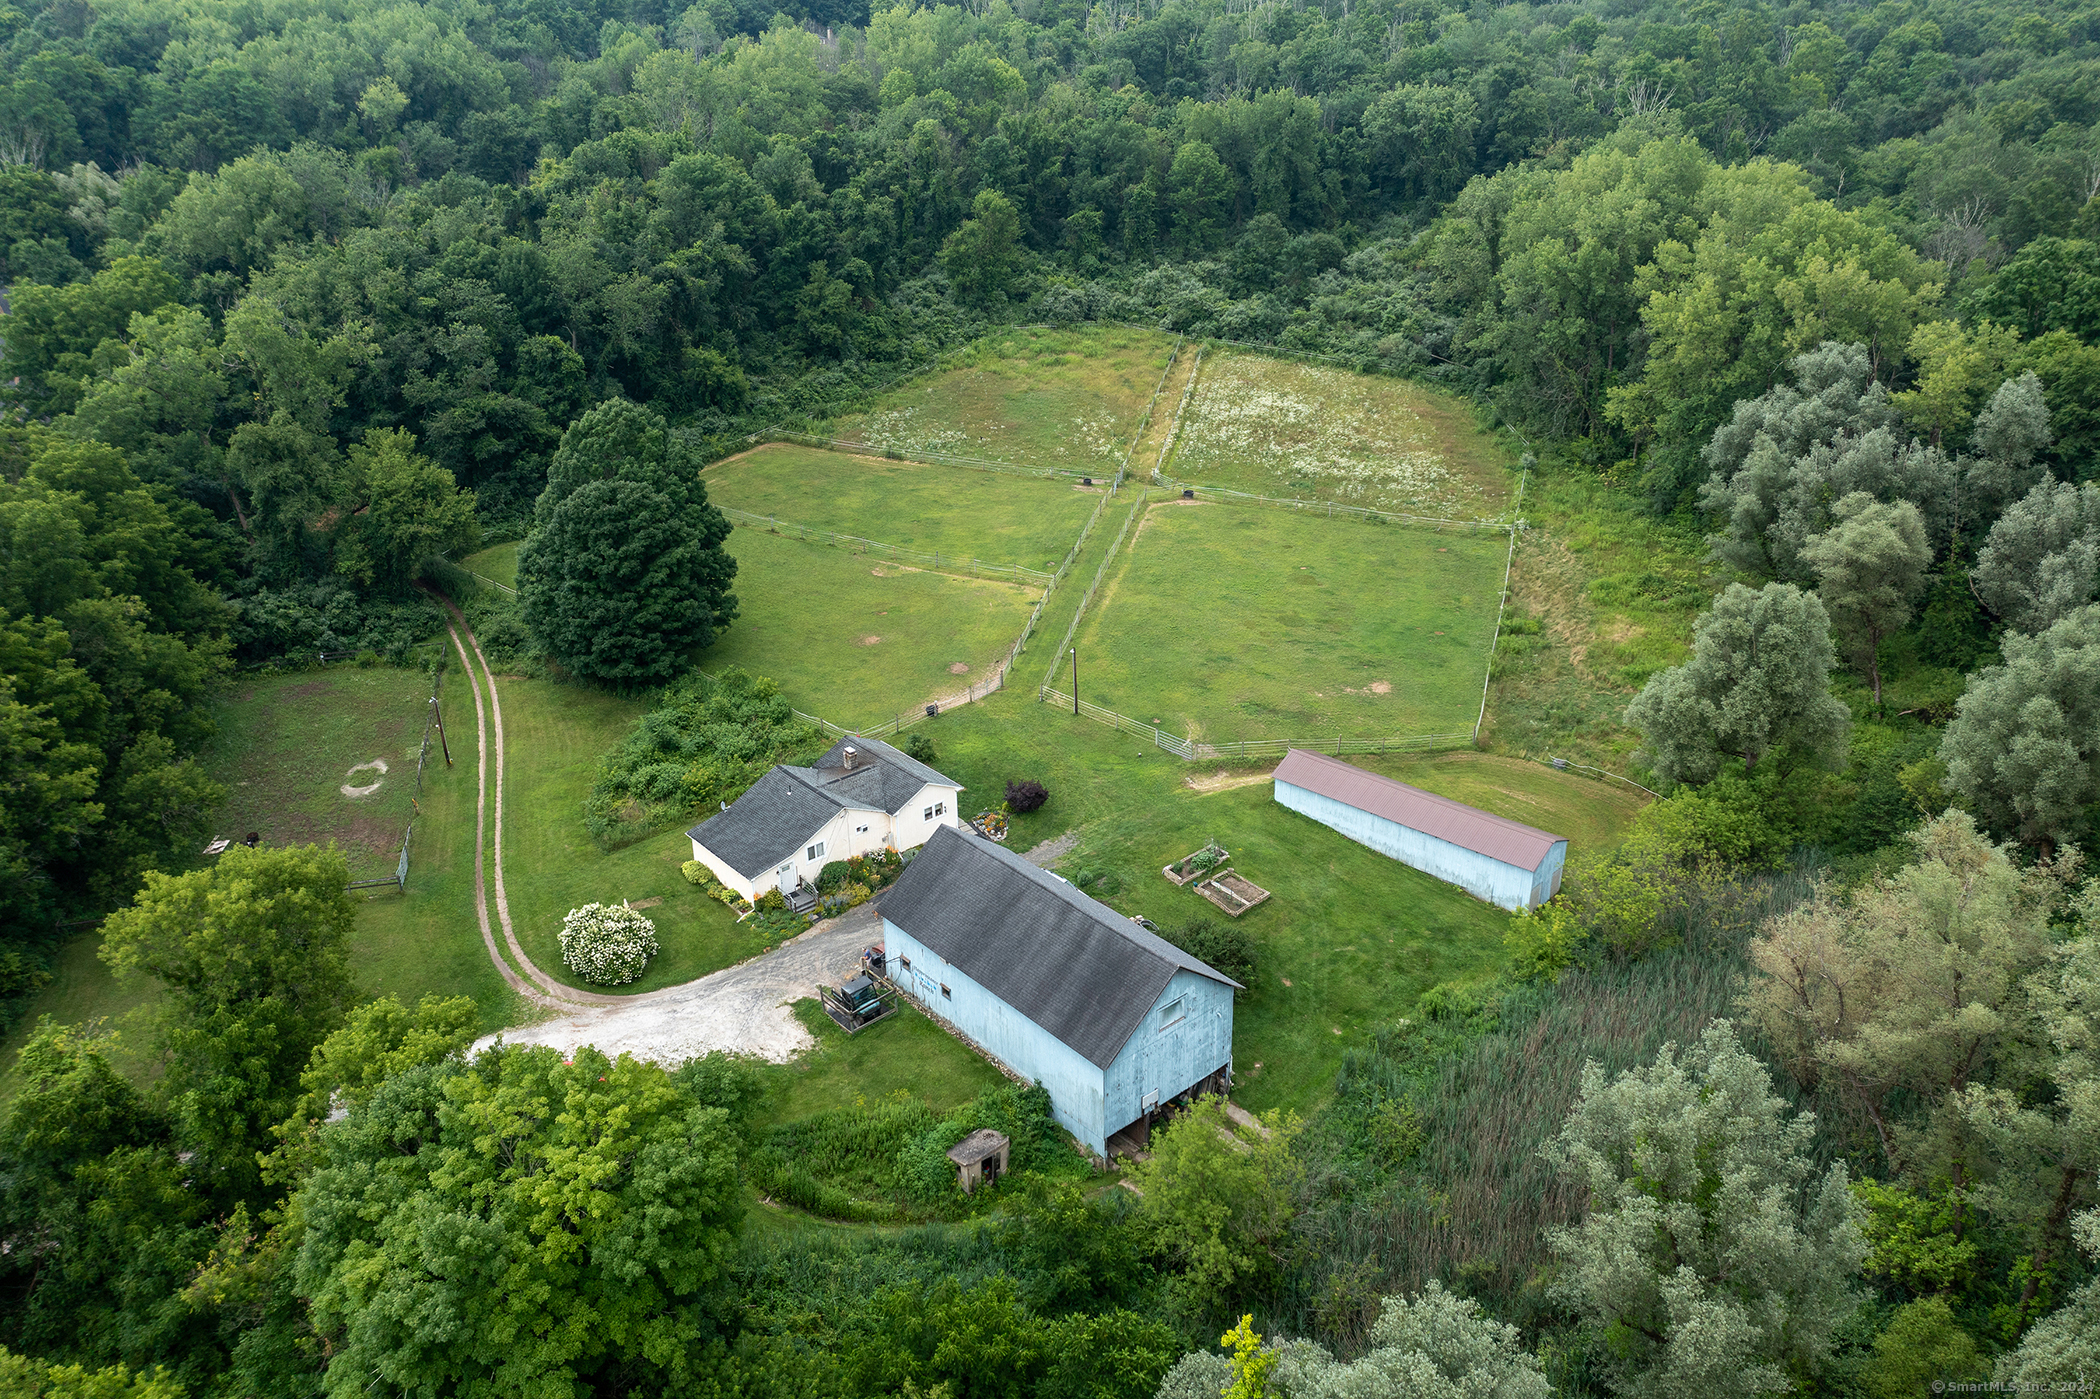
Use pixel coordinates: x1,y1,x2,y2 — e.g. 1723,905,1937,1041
437,599,624,1009
477,904,887,1063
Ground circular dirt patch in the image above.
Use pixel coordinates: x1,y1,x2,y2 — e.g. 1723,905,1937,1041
857,635,883,646
948,662,969,674
341,758,389,799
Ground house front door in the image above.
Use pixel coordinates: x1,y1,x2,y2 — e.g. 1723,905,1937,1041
776,863,795,894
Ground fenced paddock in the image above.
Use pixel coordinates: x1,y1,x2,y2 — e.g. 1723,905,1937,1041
698,528,1041,730
820,324,1179,478
702,443,1099,575
1166,349,1520,521
1056,498,1508,746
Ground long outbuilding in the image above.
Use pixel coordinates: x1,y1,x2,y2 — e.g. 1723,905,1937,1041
1272,748,1567,911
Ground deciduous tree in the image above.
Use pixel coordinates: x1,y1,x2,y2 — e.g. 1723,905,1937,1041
292,1044,742,1398
1544,1020,1866,1399
100,843,359,1201
1940,604,2100,850
1623,582,1850,784
1973,478,2100,634
1801,492,1932,705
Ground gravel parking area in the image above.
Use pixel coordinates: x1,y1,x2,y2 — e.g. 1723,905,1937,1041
476,903,886,1065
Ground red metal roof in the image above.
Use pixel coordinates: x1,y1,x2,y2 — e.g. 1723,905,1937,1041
1272,748,1565,870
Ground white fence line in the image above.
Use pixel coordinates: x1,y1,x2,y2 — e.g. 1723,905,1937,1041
1149,476,1518,533
718,507,1054,585
1037,684,1474,763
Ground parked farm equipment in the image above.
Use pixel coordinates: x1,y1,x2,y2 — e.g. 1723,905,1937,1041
819,971,897,1033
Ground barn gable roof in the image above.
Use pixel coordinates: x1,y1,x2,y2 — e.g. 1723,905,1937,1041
880,825,1239,1070
687,735,962,879
1273,748,1564,871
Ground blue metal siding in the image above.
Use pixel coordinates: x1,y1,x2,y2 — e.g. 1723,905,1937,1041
1275,779,1554,911
881,916,1111,1152
1101,970,1235,1139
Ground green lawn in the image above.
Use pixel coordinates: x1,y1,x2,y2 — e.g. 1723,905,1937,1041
488,676,784,995
749,999,1010,1133
827,325,1178,477
0,931,165,1104
702,444,1100,575
1171,350,1520,520
460,540,518,589
877,689,1525,1115
701,529,1040,729
1070,499,1508,743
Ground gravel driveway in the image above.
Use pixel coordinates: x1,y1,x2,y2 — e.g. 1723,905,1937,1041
476,903,886,1065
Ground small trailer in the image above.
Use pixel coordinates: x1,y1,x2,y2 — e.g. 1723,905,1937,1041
818,972,896,1033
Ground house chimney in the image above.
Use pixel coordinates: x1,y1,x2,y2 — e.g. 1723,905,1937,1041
843,746,857,770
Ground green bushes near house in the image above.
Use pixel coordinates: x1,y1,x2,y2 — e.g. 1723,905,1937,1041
583,667,825,849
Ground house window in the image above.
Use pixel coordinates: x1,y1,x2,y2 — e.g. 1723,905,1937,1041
923,805,934,820
856,825,869,834
1158,997,1184,1030
940,983,951,999
935,801,946,817
807,841,825,861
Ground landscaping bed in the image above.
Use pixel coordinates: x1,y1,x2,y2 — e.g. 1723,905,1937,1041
1163,842,1229,886
1196,870,1271,918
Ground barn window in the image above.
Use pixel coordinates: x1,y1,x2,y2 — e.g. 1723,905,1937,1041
1158,997,1184,1030
940,983,952,999
898,956,910,971
807,841,825,861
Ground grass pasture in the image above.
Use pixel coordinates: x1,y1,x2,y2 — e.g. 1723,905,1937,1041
1070,499,1507,743
703,529,1040,728
702,443,1099,574
1171,351,1517,519
460,540,518,589
827,325,1178,477
204,668,435,882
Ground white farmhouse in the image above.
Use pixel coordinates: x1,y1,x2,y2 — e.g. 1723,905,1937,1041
686,734,962,901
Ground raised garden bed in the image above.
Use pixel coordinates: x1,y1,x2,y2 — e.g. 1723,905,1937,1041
1196,870,1271,918
1164,842,1229,887
971,809,1009,842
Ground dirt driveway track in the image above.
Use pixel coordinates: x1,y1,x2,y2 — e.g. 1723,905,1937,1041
476,903,885,1065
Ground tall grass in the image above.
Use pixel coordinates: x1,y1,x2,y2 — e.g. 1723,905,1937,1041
1279,867,1819,1343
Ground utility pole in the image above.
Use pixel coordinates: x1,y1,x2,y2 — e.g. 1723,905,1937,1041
430,695,452,767
1071,649,1079,715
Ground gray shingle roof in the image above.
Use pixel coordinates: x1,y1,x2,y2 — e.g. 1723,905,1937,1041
686,735,962,879
880,825,1239,1070
685,768,841,879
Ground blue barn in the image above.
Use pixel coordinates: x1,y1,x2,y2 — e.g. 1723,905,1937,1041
1274,748,1568,911
879,825,1240,1155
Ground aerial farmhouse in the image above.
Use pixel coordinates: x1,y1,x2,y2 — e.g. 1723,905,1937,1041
880,825,1240,1156
686,734,962,902
1273,748,1568,911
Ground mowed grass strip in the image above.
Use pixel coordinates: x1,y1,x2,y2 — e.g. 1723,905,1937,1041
1071,501,1506,742
702,530,1039,728
204,668,433,882
1172,351,1517,519
701,444,1099,575
827,324,1178,476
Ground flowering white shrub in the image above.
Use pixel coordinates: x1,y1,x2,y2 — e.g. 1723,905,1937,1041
558,903,660,985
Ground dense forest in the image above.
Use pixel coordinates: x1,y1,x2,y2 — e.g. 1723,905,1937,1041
3,0,2100,1389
